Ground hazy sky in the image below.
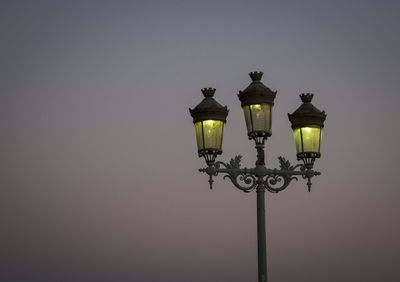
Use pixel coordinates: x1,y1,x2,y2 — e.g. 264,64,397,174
1,0,399,281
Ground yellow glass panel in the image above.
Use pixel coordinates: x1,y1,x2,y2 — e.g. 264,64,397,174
242,104,272,134
293,128,302,153
194,122,203,150
293,126,322,153
194,120,225,151
242,105,252,133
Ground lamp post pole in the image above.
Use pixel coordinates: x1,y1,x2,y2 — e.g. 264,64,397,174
256,144,267,282
257,184,267,281
190,72,326,282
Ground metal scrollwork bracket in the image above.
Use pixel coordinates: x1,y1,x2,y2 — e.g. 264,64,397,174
200,155,320,193
264,156,321,192
199,155,257,192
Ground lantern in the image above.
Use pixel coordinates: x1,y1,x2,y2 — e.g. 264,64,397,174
238,72,277,144
189,88,229,165
288,93,326,169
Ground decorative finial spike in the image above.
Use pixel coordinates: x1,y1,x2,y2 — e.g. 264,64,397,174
201,88,216,98
307,177,312,192
208,174,214,189
300,93,314,103
249,71,263,81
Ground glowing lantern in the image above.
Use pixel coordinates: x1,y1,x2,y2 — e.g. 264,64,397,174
288,93,326,169
238,72,277,144
189,88,229,165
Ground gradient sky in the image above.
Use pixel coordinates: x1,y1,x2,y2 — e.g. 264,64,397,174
1,1,399,281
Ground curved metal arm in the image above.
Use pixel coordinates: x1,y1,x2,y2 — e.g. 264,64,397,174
199,155,320,192
199,155,257,192
264,157,320,192
264,173,297,193
222,170,257,193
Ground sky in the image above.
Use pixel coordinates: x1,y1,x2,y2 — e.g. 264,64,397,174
1,0,399,281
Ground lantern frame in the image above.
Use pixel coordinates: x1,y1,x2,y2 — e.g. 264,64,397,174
189,88,229,164
288,93,326,169
188,72,327,282
237,72,277,144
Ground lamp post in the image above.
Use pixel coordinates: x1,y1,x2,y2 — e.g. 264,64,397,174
189,72,326,282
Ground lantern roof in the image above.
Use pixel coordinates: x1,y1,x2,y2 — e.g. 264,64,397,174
288,93,326,129
189,88,229,124
238,72,277,107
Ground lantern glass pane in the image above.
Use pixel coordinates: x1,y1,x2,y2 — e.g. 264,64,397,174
194,121,203,150
293,126,322,154
242,104,272,134
194,120,225,151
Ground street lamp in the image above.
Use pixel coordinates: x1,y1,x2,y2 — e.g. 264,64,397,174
238,71,276,145
288,93,326,171
189,88,229,165
189,72,326,282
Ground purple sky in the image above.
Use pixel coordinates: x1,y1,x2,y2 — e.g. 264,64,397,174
1,0,399,281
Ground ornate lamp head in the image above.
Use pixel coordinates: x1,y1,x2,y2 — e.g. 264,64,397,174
288,93,326,169
238,72,277,145
189,88,229,165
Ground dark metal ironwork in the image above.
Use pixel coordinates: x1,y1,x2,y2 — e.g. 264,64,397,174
189,88,229,123
288,93,326,170
238,72,277,142
288,93,326,129
190,72,325,282
198,144,320,282
199,145,320,193
238,72,277,107
189,88,229,164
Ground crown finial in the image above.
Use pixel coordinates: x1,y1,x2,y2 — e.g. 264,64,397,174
300,93,314,103
249,71,263,81
201,88,216,98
